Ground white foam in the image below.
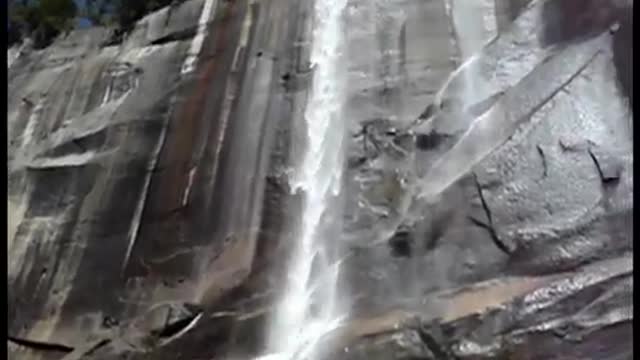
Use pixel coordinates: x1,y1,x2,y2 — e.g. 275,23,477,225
262,0,349,358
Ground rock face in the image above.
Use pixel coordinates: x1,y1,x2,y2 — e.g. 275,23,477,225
336,0,633,359
9,0,310,358
8,0,632,359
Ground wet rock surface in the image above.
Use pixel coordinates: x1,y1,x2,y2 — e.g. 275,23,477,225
335,256,632,360
8,0,633,359
336,0,633,358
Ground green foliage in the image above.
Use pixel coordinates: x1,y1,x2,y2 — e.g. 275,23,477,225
39,0,77,28
8,0,78,48
112,0,175,30
82,0,175,30
8,0,180,48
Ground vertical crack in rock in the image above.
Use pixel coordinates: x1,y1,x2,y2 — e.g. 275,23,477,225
471,173,511,255
416,322,454,360
536,144,548,179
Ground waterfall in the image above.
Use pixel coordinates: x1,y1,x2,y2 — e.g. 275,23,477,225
447,0,497,109
260,0,349,358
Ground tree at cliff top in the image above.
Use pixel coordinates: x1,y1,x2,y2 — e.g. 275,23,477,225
8,0,77,48
83,0,176,29
8,0,178,48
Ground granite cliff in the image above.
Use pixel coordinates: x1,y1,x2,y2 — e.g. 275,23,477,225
8,0,633,359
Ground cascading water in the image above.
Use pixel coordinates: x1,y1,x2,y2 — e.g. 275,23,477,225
446,0,496,109
260,0,349,359
416,0,499,200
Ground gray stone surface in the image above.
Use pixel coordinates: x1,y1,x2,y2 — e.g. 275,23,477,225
9,0,311,358
331,0,633,358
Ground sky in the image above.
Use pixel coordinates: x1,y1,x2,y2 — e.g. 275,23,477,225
75,17,92,28
74,0,94,28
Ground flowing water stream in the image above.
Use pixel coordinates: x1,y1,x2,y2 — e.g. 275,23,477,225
259,1,501,358
260,0,349,359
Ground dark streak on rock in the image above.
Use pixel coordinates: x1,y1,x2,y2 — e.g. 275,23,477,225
472,173,512,255
415,131,453,151
536,144,548,178
21,97,34,107
388,227,413,258
150,27,198,45
102,315,119,329
71,139,87,153
418,103,436,121
416,322,453,360
8,335,74,353
587,148,623,183
467,215,494,235
347,155,368,169
61,338,111,360
153,308,201,339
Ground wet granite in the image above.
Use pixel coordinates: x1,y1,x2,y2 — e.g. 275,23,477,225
333,0,633,358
